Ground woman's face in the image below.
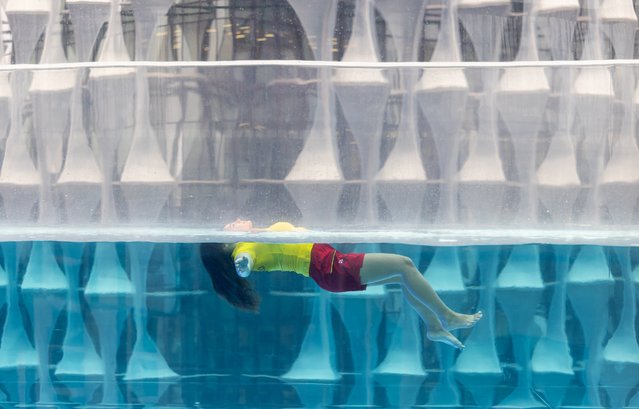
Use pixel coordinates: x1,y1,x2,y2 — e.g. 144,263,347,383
224,218,253,231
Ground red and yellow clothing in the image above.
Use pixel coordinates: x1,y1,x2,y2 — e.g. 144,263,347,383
231,222,366,292
232,222,313,276
232,242,313,276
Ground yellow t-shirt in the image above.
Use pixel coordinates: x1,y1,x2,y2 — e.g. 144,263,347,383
232,222,313,276
264,221,304,232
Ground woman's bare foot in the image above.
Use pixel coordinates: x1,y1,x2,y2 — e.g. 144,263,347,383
427,328,465,349
442,311,483,331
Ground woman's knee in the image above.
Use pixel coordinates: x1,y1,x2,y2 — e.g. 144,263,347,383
360,253,417,284
395,255,417,275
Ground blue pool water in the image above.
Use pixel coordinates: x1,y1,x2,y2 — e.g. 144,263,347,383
0,241,637,408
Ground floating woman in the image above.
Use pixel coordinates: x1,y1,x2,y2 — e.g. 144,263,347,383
201,219,482,349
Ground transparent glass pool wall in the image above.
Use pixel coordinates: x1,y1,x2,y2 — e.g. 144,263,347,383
0,0,637,407
0,242,637,408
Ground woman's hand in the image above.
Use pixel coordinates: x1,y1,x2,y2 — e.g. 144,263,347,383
234,255,252,277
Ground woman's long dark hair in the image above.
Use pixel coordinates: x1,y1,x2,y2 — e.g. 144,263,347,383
200,243,260,312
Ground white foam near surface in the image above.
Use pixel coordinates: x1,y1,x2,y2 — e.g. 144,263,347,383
0,226,636,246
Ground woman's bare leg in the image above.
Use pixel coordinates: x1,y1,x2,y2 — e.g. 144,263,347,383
405,291,466,349
365,275,466,349
360,253,482,331
360,275,464,349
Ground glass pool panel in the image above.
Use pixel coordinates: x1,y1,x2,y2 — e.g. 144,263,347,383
0,241,636,407
0,0,638,407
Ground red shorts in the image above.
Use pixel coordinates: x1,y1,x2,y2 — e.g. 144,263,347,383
309,244,367,292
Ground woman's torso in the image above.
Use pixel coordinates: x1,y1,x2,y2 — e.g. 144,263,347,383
233,242,314,276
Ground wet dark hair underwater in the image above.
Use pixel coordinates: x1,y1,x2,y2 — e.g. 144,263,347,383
200,243,260,311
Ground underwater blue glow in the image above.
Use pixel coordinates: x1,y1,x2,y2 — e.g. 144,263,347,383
0,241,636,408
